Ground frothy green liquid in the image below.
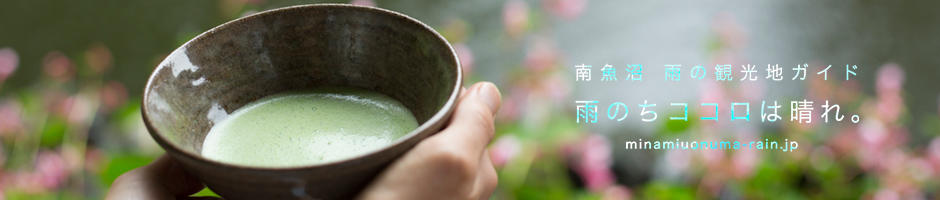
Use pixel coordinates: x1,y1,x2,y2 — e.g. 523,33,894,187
201,87,418,168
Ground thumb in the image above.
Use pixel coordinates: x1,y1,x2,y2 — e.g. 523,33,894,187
437,82,501,154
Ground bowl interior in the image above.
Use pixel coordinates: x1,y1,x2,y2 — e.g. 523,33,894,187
142,5,459,161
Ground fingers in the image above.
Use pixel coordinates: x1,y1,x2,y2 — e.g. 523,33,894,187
359,82,502,200
107,155,204,200
437,82,501,158
149,155,205,196
473,150,498,200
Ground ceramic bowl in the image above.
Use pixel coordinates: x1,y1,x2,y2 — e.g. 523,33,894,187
141,4,461,199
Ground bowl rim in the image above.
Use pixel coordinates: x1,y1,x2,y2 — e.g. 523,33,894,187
141,3,462,171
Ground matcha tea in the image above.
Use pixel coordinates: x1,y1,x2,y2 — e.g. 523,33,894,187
201,87,419,167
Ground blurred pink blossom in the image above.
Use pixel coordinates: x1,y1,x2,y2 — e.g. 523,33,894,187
828,128,860,159
875,63,905,123
698,137,728,174
542,0,586,20
503,0,529,38
542,72,571,104
0,101,24,135
453,43,475,75
876,63,905,95
730,130,759,179
0,48,18,83
489,135,521,167
927,138,940,173
569,134,614,191
349,0,375,7
48,94,94,125
876,150,926,199
34,151,68,189
872,188,900,200
857,118,909,171
42,51,74,82
524,37,560,72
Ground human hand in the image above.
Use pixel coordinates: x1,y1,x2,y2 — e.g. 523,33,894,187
106,155,212,200
108,82,501,200
358,82,502,200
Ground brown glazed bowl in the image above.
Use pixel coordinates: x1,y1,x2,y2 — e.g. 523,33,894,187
141,4,461,199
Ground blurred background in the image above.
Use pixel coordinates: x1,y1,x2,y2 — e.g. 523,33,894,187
1,0,939,199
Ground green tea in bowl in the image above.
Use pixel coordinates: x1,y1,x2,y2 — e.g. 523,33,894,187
201,87,419,167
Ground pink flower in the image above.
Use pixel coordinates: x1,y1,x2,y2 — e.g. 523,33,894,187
84,43,113,74
876,63,905,95
34,151,68,189
0,101,24,135
48,94,94,125
42,51,74,82
572,134,615,191
523,37,560,72
872,188,900,200
857,119,889,170
0,48,18,83
349,0,375,7
875,63,905,123
453,43,475,75
489,135,521,167
540,72,572,107
730,131,759,179
927,138,940,173
503,0,529,38
542,0,586,20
